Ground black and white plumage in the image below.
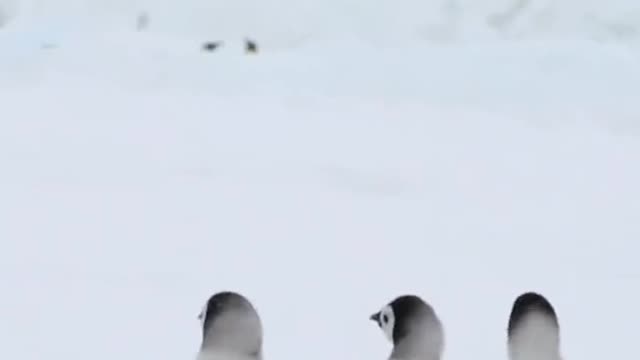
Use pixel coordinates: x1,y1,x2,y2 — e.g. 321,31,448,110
370,295,445,360
197,291,263,360
507,292,562,360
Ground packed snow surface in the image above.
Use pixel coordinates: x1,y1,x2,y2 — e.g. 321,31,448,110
0,1,639,360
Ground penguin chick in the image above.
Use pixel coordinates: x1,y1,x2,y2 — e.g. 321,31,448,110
507,292,562,360
197,291,263,360
370,295,445,360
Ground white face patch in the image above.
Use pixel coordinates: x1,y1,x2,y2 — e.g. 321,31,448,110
378,305,395,343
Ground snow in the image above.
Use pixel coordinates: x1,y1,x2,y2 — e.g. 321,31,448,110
1,1,640,360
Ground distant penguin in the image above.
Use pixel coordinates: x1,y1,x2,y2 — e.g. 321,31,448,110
202,41,223,52
245,38,258,54
136,12,149,31
370,295,445,360
197,291,263,360
507,292,562,360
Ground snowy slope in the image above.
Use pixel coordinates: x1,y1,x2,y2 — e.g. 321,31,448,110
1,2,640,360
2,0,640,46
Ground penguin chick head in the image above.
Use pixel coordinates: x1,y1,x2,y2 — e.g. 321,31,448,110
507,292,561,360
370,295,444,360
198,291,262,358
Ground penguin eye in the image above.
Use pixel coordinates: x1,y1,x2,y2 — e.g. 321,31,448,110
382,314,389,323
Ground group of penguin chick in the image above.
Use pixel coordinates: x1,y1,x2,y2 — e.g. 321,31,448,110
196,291,561,360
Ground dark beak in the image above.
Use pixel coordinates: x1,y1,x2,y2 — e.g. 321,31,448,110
370,312,381,323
